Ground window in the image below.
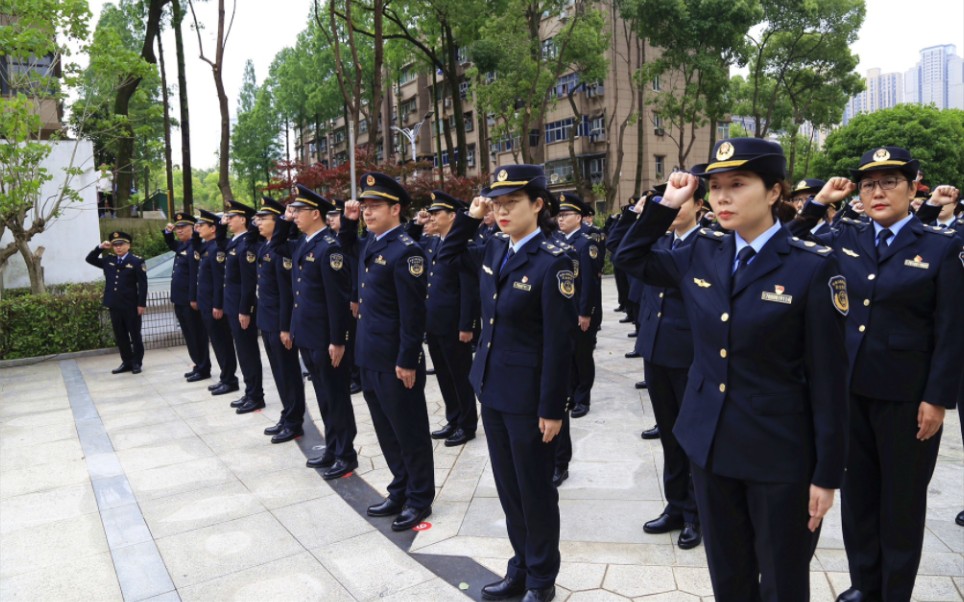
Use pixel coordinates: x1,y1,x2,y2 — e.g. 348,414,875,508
401,97,418,115
542,38,558,60
3,53,56,95
716,120,729,141
545,161,574,184
485,71,497,84
652,112,664,129
464,112,474,132
399,67,417,85
652,75,661,91
544,118,574,144
591,115,605,135
359,119,368,134
654,155,665,179
456,46,469,65
550,73,580,99
318,138,328,153
459,80,471,99
334,129,346,144
467,144,476,167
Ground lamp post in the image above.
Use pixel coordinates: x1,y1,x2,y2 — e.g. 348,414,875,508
391,112,434,163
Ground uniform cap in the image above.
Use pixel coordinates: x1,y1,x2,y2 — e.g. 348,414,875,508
256,196,285,216
358,172,412,207
173,212,197,226
691,138,787,180
557,192,591,216
427,190,467,212
792,178,826,195
482,164,560,215
197,209,220,224
109,230,133,243
225,200,256,219
849,146,919,182
291,184,336,213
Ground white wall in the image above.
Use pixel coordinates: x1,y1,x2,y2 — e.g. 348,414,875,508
1,139,103,290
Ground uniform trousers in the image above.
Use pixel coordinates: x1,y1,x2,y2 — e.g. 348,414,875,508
613,266,629,308
645,362,698,524
691,462,812,602
483,404,561,590
359,367,434,509
841,394,942,601
227,313,263,401
426,333,478,432
570,327,596,407
174,304,209,373
261,330,305,429
347,317,361,388
108,307,143,365
301,347,357,462
200,312,237,385
554,411,572,471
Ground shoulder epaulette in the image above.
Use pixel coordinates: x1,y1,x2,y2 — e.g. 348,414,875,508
698,227,726,241
789,236,833,255
839,217,862,225
133,254,143,260
494,232,510,240
582,233,594,241
398,233,414,246
323,234,337,244
540,240,564,256
924,225,955,236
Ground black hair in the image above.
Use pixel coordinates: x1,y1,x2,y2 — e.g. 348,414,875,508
524,187,556,236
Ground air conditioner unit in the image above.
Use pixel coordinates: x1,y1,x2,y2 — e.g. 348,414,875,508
654,127,665,136
443,98,452,108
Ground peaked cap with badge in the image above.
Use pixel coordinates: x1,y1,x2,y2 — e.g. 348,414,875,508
256,196,286,216
557,192,591,216
849,146,919,182
225,199,256,219
109,230,133,244
173,212,197,227
482,164,560,214
358,172,412,207
427,190,467,213
691,138,787,180
792,178,826,196
291,183,336,213
197,209,220,225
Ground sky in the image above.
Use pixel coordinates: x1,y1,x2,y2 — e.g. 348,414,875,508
80,0,964,170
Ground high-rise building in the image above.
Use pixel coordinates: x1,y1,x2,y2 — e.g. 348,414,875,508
843,68,904,124
904,44,964,110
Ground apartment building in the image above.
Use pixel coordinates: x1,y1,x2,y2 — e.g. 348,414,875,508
296,2,715,210
0,13,64,139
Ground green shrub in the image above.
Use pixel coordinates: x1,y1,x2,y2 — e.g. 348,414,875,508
0,283,114,359
99,217,170,259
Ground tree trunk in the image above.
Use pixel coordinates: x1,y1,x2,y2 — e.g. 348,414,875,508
157,28,175,217
443,25,468,176
368,0,384,157
171,0,193,213
16,239,45,295
566,87,587,198
633,36,645,195
214,0,233,203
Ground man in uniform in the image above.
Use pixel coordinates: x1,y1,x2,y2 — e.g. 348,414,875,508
164,213,211,381
328,199,364,395
342,173,435,531
222,200,265,413
86,231,147,374
193,209,239,396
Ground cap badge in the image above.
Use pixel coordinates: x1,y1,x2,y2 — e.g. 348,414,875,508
559,193,566,202
430,193,436,201
716,142,735,161
497,169,508,182
366,175,376,186
873,148,890,162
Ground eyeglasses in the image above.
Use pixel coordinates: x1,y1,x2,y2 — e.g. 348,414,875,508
359,202,389,212
110,241,127,247
491,199,522,211
859,177,906,193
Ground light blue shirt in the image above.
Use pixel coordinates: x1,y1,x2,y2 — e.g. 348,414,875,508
304,226,328,244
375,225,401,242
733,220,782,272
674,224,699,245
873,213,913,244
510,228,542,253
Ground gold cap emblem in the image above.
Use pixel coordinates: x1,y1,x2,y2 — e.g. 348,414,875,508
716,142,735,161
796,180,807,189
366,175,376,186
497,169,508,182
430,193,436,201
873,148,890,162
559,193,566,202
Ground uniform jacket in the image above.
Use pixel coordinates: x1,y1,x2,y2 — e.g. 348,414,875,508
614,202,849,488
254,233,294,334
421,235,480,335
85,248,147,309
559,230,602,325
163,230,199,306
222,227,259,316
439,212,577,420
341,219,427,372
192,229,226,313
793,202,964,408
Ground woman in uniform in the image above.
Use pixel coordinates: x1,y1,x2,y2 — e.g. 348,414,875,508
613,138,850,602
439,164,576,602
793,149,963,602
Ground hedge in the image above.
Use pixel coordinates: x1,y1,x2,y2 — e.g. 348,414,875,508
98,217,170,259
0,282,114,360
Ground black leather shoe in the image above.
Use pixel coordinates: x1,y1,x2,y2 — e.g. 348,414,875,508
618,316,633,323
836,589,866,602
522,586,555,602
431,423,457,440
552,467,568,487
643,513,684,534
956,510,964,527
444,428,475,447
625,351,641,358
306,454,335,469
678,523,702,549
635,381,648,389
236,399,266,414
391,505,431,531
270,426,303,444
367,496,405,517
614,305,625,313
323,458,358,480
350,381,363,394
186,372,210,382
627,331,637,338
481,575,527,600
641,425,660,440
570,403,589,418
131,364,142,374
207,382,222,391
264,422,284,436
111,364,132,374
183,369,197,378
230,395,248,408
211,382,240,396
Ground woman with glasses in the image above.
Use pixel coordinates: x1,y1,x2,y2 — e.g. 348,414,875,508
439,164,575,602
613,138,849,602
794,147,964,602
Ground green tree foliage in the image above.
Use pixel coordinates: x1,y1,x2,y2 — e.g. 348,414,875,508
230,60,281,203
0,0,91,295
812,105,964,187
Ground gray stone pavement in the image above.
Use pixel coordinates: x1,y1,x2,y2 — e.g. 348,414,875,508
1,277,962,601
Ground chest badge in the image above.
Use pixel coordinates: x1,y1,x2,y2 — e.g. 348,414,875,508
557,270,575,299
374,255,387,266
903,255,929,269
330,253,344,271
194,251,201,261
761,284,792,304
283,258,292,270
407,256,424,277
246,251,256,263
589,245,598,259
216,251,226,263
513,281,532,291
842,248,860,258
693,278,711,288
306,252,315,262
828,275,849,316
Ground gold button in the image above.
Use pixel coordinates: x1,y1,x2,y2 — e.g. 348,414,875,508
366,268,369,273
294,303,298,308
720,349,727,358
659,292,664,298
867,274,875,280
297,278,301,282
359,299,363,303
430,272,434,276
362,283,365,288
719,383,726,393
863,299,870,306
493,293,497,299
487,342,492,348
489,318,494,325
428,284,432,288
657,312,662,318
721,313,729,322
358,314,362,319
296,291,299,295
859,325,865,332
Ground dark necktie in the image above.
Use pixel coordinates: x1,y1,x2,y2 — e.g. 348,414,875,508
732,246,756,292
672,237,682,250
499,247,515,275
876,228,892,261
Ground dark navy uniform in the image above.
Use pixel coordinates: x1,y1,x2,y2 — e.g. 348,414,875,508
615,141,849,602
341,172,434,528
193,210,238,389
288,186,358,472
222,201,264,409
85,231,147,371
255,198,306,438
164,214,210,378
423,191,480,443
790,150,964,601
439,166,575,595
605,207,632,310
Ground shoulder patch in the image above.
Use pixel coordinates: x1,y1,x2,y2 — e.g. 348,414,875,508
557,270,575,298
789,238,833,255
539,240,564,256
398,233,414,246
330,253,344,271
407,256,424,276
588,244,598,260
829,275,849,316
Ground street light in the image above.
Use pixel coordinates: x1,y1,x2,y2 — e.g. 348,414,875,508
391,112,434,163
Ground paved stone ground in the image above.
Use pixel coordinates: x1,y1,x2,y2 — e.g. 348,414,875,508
1,277,962,601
